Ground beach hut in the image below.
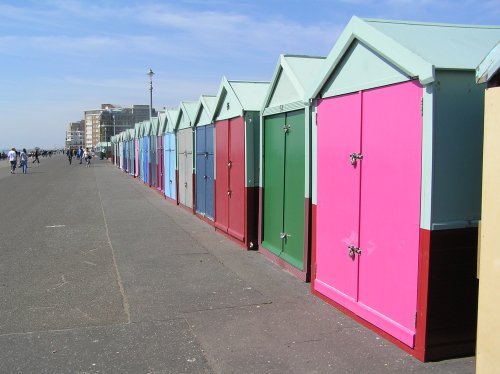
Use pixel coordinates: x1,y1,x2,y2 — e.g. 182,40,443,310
259,54,325,281
212,78,270,249
476,42,500,374
193,95,217,222
175,101,198,210
128,128,135,176
110,135,116,165
306,16,500,361
142,121,151,185
149,117,159,188
163,109,179,202
156,112,166,193
118,133,124,170
134,122,141,177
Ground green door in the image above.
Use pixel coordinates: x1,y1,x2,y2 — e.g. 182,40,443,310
262,110,306,270
281,111,305,269
262,114,286,256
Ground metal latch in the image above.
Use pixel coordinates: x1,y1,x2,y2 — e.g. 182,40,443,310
203,175,207,180
348,245,362,257
283,124,291,133
280,232,291,240
349,153,363,166
184,182,188,188
228,160,232,168
205,152,209,158
227,190,232,197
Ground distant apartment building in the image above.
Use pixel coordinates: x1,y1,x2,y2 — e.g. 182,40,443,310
65,120,85,151
83,104,155,149
84,109,103,149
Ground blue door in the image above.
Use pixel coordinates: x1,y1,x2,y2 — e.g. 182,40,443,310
164,133,176,200
195,125,214,219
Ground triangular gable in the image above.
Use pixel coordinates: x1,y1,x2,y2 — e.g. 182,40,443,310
320,40,410,98
134,122,141,138
265,54,325,109
149,117,159,136
306,16,434,100
307,16,500,99
194,95,217,127
213,77,270,121
165,109,179,133
212,77,245,121
175,101,198,131
158,112,168,135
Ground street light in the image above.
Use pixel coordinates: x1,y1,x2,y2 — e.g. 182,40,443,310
147,68,154,123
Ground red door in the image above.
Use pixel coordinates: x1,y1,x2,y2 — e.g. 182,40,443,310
228,117,245,242
215,120,229,232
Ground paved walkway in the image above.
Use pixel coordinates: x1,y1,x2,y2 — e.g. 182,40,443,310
0,156,475,373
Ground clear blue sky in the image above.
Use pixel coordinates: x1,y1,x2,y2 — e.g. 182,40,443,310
0,0,498,149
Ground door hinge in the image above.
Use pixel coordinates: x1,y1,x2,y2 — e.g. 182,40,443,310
414,312,417,327
420,97,424,117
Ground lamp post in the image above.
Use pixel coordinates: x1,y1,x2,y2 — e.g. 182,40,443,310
147,68,154,123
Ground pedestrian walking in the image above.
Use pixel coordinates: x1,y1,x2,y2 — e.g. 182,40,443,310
77,147,83,164
83,148,91,167
7,148,17,174
66,149,73,165
32,148,40,163
20,148,28,174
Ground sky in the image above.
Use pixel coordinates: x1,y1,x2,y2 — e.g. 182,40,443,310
0,0,499,149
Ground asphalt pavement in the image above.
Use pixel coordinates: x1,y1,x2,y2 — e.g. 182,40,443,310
0,156,475,373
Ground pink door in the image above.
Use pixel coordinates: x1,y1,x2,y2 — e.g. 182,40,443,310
315,81,422,347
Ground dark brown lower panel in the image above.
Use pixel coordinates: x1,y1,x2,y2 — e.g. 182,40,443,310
246,186,259,250
423,227,479,361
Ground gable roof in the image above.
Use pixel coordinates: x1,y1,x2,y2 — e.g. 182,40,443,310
263,54,326,110
193,95,217,126
175,101,198,130
307,16,500,98
165,109,179,133
213,77,270,120
476,41,500,84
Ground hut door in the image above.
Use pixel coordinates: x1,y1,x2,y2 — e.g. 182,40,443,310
228,117,246,241
143,138,149,184
178,130,187,205
196,126,207,215
263,111,306,269
315,81,421,347
185,130,193,208
196,125,215,219
165,133,176,200
215,120,230,232
215,117,245,240
151,136,157,188
158,137,164,192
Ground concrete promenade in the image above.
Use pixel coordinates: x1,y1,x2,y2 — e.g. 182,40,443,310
0,156,474,373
